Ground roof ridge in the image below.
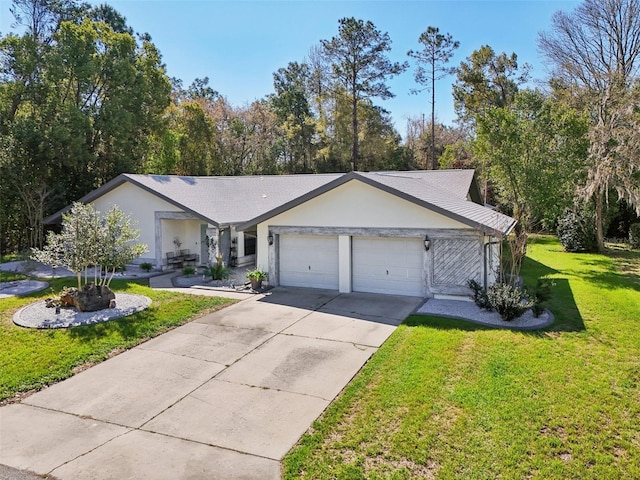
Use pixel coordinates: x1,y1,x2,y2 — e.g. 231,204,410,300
126,172,345,181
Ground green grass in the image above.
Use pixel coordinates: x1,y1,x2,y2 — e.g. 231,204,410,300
0,272,236,403
283,236,640,479
0,252,29,264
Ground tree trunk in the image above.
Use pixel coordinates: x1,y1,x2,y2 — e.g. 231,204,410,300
431,56,437,170
595,189,605,252
352,87,359,171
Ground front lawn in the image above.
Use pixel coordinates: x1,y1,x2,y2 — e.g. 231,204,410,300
284,236,640,479
0,273,236,403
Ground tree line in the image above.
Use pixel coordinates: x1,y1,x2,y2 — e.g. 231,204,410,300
1,0,639,256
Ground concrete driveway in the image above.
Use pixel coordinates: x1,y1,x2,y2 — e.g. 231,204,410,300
0,287,421,480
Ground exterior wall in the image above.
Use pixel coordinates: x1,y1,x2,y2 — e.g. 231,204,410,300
430,235,484,296
91,182,182,264
162,219,203,262
255,180,471,272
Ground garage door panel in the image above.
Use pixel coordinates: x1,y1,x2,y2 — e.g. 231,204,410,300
280,235,338,290
352,237,425,297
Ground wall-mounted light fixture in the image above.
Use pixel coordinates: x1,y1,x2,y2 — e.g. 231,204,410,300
268,234,274,246
424,235,431,251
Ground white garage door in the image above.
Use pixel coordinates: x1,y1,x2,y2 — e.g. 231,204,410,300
279,234,339,290
352,236,425,297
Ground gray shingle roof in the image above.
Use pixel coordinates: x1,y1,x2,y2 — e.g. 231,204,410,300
44,169,515,236
361,169,476,199
124,173,343,225
357,171,516,235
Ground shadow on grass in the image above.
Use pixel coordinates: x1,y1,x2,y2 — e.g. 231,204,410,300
63,308,158,342
521,257,585,333
574,252,640,292
536,278,585,333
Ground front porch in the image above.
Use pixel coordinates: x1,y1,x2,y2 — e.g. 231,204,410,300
153,213,256,271
147,265,262,297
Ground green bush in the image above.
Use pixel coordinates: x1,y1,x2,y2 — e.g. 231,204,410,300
468,279,492,310
529,278,554,317
630,223,640,249
487,283,533,322
209,262,231,280
182,266,196,276
557,209,598,253
140,262,153,272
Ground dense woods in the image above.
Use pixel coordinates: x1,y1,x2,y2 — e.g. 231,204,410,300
1,0,639,255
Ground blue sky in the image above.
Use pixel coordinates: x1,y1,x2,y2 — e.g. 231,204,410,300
0,0,580,135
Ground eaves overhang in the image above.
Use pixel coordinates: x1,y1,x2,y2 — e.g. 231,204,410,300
43,174,220,227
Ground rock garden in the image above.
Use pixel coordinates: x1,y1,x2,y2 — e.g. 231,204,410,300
12,203,152,329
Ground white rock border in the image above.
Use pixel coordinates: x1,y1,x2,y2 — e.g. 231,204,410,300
0,280,49,299
417,298,554,330
13,294,152,329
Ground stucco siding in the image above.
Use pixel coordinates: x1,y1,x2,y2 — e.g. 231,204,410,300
161,219,202,259
91,182,182,261
255,180,470,272
269,180,468,229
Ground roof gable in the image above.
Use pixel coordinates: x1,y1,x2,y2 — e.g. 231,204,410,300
238,172,516,237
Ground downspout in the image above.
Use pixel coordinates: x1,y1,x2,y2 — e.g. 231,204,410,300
484,237,501,289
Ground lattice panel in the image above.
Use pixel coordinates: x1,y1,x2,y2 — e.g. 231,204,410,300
433,238,481,286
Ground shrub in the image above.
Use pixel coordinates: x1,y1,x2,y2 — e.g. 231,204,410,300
630,223,640,249
209,263,231,280
468,279,492,310
208,254,231,280
140,262,153,272
529,277,554,318
557,209,597,253
182,266,196,276
487,283,533,322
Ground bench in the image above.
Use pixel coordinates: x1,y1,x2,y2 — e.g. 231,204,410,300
166,250,199,269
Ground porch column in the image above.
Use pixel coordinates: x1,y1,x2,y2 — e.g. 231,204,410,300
236,230,245,258
206,226,219,267
154,217,163,270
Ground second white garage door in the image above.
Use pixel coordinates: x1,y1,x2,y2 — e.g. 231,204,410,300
352,236,425,297
279,234,339,290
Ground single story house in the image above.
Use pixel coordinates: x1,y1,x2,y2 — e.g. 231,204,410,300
45,170,516,298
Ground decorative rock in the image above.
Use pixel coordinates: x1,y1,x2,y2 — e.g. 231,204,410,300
63,284,116,312
45,298,59,308
59,291,75,307
14,293,152,329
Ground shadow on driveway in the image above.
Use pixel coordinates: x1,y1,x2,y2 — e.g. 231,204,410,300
257,286,423,324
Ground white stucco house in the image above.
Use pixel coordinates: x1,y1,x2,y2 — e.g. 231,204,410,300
45,170,516,298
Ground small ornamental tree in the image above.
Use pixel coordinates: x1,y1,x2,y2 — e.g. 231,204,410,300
32,203,147,290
